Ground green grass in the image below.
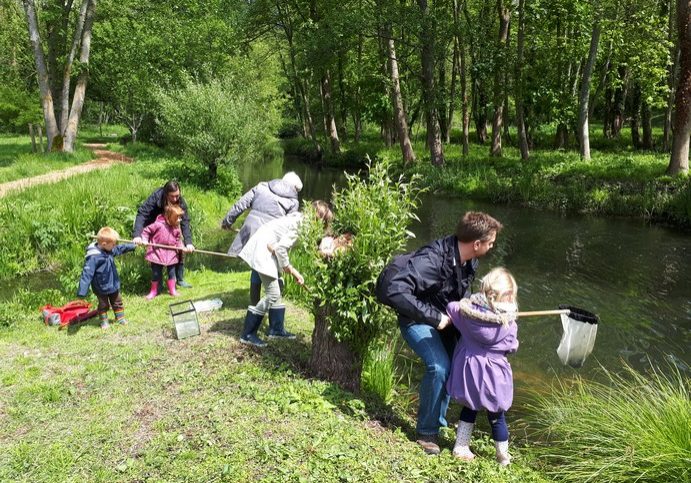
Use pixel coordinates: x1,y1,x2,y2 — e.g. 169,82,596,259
0,134,94,184
523,363,690,483
0,269,547,482
0,137,547,481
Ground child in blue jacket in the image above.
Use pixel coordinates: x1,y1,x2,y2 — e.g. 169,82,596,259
77,227,136,328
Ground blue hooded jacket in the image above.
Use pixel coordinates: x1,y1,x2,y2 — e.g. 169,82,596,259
77,242,136,297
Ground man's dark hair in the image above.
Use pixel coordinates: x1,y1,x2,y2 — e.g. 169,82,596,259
455,211,503,242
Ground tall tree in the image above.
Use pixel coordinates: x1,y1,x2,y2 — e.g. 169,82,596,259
386,28,416,164
577,18,601,160
490,0,511,157
418,0,444,166
515,0,530,159
667,0,691,174
21,0,97,152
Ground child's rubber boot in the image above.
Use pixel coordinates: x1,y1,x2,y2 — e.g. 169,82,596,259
453,421,476,461
146,282,159,300
167,279,178,297
267,306,295,339
114,308,127,325
240,307,266,347
495,440,511,466
99,311,110,329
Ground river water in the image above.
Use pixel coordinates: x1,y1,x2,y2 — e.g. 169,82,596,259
237,154,691,389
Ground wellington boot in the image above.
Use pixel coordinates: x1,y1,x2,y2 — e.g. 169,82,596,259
167,279,178,297
240,307,266,347
267,306,295,339
145,282,159,300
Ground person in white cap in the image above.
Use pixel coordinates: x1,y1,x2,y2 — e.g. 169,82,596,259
221,171,303,304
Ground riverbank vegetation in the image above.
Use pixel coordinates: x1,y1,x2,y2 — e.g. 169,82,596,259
525,363,690,483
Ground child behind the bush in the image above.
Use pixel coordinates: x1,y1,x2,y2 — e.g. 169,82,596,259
77,227,136,328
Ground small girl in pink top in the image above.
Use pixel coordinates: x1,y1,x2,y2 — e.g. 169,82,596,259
141,204,185,299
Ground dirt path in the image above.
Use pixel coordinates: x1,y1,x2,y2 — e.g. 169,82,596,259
0,143,132,198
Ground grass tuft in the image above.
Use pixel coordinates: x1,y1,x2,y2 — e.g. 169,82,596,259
523,361,690,483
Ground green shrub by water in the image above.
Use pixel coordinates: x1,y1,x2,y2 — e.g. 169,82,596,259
524,362,690,482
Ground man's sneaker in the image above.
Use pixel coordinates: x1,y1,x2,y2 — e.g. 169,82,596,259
240,333,267,348
100,320,110,329
117,318,128,325
416,433,441,455
176,280,192,288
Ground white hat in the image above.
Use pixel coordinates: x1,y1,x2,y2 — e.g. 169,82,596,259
282,171,303,192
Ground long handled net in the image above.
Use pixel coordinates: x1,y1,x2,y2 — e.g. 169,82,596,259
516,305,600,368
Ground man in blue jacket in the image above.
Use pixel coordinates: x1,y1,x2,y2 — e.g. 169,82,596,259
379,211,503,455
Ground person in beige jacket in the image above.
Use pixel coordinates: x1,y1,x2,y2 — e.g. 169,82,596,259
237,200,333,347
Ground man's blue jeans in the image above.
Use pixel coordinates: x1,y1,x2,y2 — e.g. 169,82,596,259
399,319,458,436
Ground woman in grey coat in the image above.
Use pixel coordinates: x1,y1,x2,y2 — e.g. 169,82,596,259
221,172,303,304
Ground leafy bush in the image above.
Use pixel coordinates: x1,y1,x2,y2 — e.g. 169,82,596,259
524,362,690,483
290,161,420,355
0,86,42,133
157,73,282,184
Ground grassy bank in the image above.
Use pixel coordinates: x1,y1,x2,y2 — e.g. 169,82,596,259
0,135,93,184
0,139,546,481
0,270,546,482
284,125,691,228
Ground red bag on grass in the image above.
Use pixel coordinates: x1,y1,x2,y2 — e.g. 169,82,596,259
40,301,99,328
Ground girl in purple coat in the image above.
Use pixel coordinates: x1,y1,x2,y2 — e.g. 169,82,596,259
446,267,519,466
141,205,185,299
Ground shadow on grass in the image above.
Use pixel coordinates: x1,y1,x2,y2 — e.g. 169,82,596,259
207,294,417,442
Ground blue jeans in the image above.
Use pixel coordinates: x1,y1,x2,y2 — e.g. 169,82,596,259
399,319,458,436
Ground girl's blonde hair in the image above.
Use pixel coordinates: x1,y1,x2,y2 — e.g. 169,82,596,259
165,204,184,226
480,267,518,304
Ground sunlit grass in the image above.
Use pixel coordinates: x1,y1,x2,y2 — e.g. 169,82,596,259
0,134,94,184
523,362,690,483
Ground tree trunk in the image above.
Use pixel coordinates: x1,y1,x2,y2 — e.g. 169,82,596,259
667,0,691,175
515,0,529,160
438,53,448,143
611,65,628,137
60,0,90,139
664,0,679,151
490,0,511,157
320,70,341,154
578,20,601,160
460,43,470,156
22,0,59,151
387,35,416,165
418,0,444,166
310,303,361,393
38,124,44,153
63,0,96,153
589,40,612,119
641,99,653,149
29,124,37,152
337,52,348,142
447,37,459,145
630,82,641,149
